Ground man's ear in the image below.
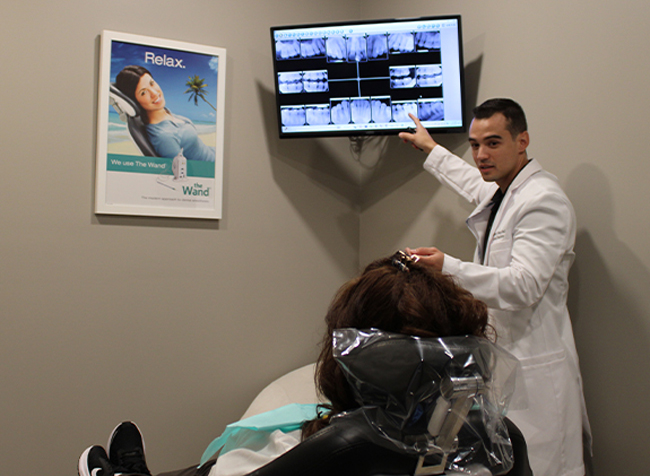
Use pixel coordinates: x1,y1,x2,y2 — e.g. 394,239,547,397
517,131,530,153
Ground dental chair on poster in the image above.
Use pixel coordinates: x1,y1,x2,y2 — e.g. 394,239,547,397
109,85,158,157
244,329,532,476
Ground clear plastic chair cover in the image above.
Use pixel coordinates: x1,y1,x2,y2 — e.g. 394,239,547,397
331,328,521,475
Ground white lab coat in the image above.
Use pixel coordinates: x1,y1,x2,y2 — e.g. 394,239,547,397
423,146,591,476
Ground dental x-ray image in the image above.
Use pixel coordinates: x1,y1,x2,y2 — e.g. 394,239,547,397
271,15,465,136
331,99,351,124
326,36,346,62
303,70,329,92
388,32,415,54
367,34,389,60
330,96,397,124
278,71,303,94
300,38,326,58
276,39,301,60
418,99,444,121
371,97,392,123
390,66,416,89
351,97,372,124
415,31,441,51
346,35,368,62
305,104,331,125
392,100,418,122
416,64,443,87
278,70,329,94
280,105,306,127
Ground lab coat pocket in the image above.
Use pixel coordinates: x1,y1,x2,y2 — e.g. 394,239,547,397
486,236,512,268
517,351,567,450
512,350,580,474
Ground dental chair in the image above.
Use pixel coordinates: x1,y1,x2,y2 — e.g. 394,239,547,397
241,329,532,476
108,85,158,157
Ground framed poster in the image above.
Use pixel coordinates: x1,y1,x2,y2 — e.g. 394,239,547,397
95,31,226,219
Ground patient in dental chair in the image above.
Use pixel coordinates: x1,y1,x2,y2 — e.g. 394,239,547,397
79,252,529,476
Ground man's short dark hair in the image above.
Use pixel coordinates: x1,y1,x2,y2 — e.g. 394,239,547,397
473,98,527,138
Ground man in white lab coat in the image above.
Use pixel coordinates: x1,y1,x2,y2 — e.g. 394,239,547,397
399,98,591,476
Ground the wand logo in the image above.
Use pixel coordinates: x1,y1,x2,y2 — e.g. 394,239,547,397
144,51,185,68
182,183,210,197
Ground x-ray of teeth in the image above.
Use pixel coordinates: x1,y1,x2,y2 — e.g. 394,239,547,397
273,18,465,135
306,104,331,125
367,34,389,60
346,35,367,62
371,97,392,123
301,38,326,58
388,32,415,53
351,98,372,124
390,66,416,89
278,71,304,94
281,105,306,126
392,101,418,122
415,31,441,50
326,36,346,62
419,100,444,121
303,70,329,93
276,39,301,60
331,99,351,124
416,64,443,87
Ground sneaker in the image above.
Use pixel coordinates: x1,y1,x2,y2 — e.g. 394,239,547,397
107,421,152,475
78,445,114,476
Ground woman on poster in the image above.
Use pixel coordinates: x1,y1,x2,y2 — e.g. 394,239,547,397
115,65,216,162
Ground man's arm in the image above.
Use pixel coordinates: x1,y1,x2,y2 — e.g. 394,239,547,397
441,191,575,311
398,113,437,154
401,114,494,206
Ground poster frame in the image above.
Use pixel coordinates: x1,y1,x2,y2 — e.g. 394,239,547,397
95,30,226,219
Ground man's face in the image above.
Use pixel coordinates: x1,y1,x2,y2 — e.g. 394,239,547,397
468,113,529,190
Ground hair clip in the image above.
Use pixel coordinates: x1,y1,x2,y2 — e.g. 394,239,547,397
391,250,418,273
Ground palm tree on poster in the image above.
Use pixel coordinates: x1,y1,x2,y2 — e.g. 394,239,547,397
184,75,216,111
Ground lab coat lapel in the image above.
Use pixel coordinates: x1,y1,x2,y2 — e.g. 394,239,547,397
467,159,543,264
466,195,495,263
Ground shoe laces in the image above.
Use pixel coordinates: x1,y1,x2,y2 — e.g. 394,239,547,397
113,448,151,476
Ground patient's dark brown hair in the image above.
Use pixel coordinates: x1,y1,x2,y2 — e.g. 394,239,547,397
302,254,490,438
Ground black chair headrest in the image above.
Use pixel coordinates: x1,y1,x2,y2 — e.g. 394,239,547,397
332,328,520,474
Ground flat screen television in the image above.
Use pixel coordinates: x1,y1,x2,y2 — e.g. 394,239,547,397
270,15,465,138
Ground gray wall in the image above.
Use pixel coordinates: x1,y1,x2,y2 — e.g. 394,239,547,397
0,1,361,474
1,1,648,475
360,1,650,474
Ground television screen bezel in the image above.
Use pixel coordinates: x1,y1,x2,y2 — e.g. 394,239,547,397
270,15,466,139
